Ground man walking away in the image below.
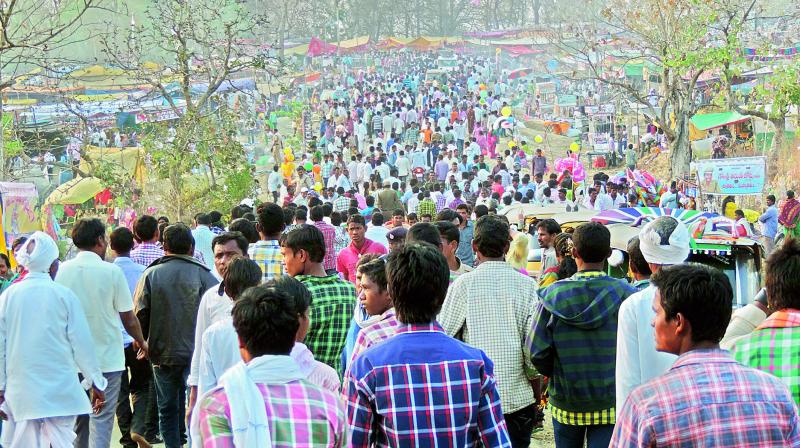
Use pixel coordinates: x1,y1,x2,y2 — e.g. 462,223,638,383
345,243,512,447
528,222,635,448
135,224,218,448
0,232,107,448
55,218,147,448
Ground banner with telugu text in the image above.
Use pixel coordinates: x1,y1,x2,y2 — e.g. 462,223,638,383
692,156,766,196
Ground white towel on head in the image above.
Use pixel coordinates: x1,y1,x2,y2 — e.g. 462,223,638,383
639,217,690,265
14,231,59,274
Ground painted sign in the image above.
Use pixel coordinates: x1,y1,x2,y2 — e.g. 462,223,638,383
692,156,766,196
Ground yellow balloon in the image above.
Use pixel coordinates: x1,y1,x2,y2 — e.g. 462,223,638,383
314,182,323,191
508,140,516,148
570,142,580,151
534,135,544,143
286,154,295,162
501,106,512,117
283,148,292,155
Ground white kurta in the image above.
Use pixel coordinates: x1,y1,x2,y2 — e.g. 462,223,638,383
188,286,233,387
615,285,677,411
0,273,106,421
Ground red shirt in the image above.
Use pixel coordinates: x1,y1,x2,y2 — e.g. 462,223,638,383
336,239,387,284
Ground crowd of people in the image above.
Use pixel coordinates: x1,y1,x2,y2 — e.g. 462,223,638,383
1,52,799,448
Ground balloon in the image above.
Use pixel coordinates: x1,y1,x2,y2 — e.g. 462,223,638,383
283,148,292,155
501,106,512,117
313,182,323,191
312,164,321,174
534,135,544,143
286,154,295,162
479,83,487,91
570,142,580,152
303,162,313,171
480,90,488,99
508,141,516,148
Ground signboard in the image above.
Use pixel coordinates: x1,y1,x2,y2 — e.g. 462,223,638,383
692,156,766,196
0,182,40,247
135,107,185,124
302,110,313,148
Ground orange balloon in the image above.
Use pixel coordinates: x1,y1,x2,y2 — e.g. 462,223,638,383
312,164,321,174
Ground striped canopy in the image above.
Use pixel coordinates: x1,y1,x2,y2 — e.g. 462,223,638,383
590,207,718,227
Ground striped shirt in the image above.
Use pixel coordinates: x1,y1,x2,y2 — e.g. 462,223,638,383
611,349,800,447
296,274,356,375
248,240,284,282
345,322,511,447
732,309,800,405
197,379,349,447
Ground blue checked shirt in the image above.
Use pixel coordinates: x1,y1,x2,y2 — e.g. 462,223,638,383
345,322,511,447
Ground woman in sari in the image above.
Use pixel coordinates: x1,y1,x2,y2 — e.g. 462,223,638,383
539,233,578,288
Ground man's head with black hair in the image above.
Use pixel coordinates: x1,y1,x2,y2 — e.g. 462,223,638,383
223,257,262,300
310,205,325,222
407,223,442,248
257,203,285,239
162,223,194,255
232,285,299,359
133,215,159,243
473,215,509,259
228,218,259,244
195,213,211,226
273,276,313,341
72,218,107,257
386,243,449,324
474,204,489,218
280,225,325,276
765,238,800,311
651,264,732,353
572,222,611,264
627,236,652,279
371,211,385,226
110,227,135,255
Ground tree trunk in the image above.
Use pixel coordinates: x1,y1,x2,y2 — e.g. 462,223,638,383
768,117,786,180
670,112,691,178
532,0,541,25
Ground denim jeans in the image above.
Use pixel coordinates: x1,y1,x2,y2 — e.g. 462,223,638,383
551,418,615,448
75,370,123,448
504,404,537,448
152,364,189,448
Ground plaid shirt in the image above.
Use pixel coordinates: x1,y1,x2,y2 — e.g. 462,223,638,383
197,379,349,447
130,242,164,267
416,198,436,217
333,195,351,213
321,161,334,180
312,220,338,271
347,308,398,367
611,349,800,447
345,322,511,447
448,198,465,209
248,240,284,282
296,274,356,374
732,309,800,405
440,261,539,413
435,194,447,212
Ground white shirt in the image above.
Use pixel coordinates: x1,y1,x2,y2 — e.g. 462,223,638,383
198,319,340,395
55,251,133,373
188,286,232,387
615,285,677,411
0,273,107,420
396,157,411,177
364,225,389,249
192,225,215,269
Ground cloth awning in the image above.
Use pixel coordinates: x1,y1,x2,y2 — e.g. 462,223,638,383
45,177,104,206
690,111,750,131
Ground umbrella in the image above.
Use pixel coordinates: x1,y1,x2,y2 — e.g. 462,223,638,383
590,207,718,227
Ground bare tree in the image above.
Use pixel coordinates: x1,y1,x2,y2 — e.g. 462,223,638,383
100,0,272,219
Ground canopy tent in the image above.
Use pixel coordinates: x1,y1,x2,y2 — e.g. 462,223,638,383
376,37,413,49
79,146,146,187
44,177,104,206
690,111,750,131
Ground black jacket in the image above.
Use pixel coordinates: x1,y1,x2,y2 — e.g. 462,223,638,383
134,255,218,366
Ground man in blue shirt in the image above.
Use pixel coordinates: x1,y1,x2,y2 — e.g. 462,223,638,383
110,227,159,447
759,194,779,254
345,243,511,447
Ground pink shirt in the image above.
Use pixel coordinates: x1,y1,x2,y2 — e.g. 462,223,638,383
336,239,387,284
